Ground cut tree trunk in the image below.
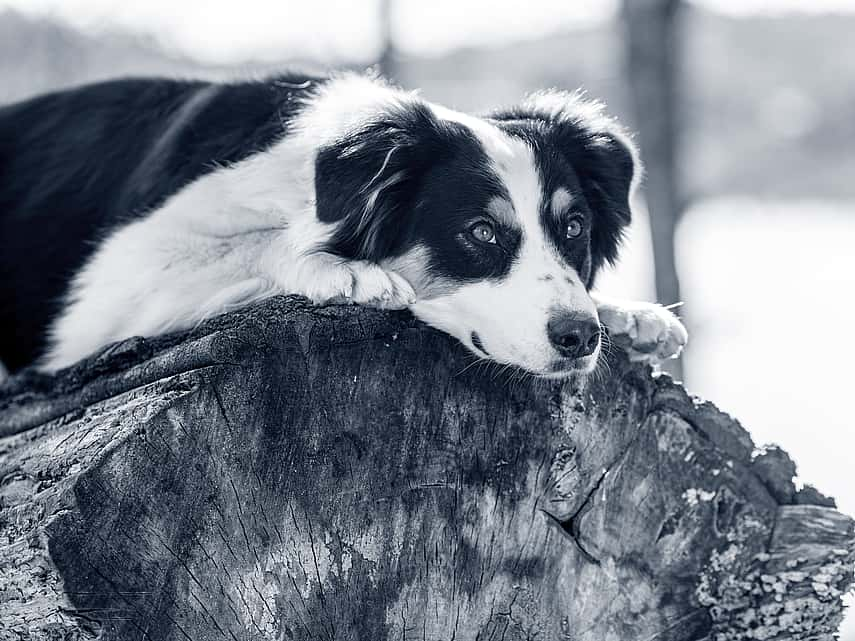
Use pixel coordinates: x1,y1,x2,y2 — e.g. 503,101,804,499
1,296,852,641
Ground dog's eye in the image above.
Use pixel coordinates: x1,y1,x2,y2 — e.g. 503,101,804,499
470,221,496,244
565,216,584,239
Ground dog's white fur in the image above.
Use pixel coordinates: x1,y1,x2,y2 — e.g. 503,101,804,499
43,74,686,374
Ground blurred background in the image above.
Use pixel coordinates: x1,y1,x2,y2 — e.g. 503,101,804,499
0,0,853,633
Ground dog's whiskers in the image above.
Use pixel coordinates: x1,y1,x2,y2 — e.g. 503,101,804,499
455,354,492,377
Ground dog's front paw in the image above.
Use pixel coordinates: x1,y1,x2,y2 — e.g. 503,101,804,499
300,256,416,310
347,261,416,310
598,301,687,364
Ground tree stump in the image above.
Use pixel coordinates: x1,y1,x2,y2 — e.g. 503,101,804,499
1,296,853,641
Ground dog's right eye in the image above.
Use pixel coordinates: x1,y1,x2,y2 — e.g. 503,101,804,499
470,222,497,244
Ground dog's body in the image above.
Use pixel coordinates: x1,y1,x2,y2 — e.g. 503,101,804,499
0,72,686,376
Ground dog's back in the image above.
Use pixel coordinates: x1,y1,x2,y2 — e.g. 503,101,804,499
0,74,317,371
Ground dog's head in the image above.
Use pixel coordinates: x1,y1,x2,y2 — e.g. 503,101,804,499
315,84,639,377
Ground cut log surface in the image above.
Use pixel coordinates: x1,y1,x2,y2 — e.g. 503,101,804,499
0,296,852,641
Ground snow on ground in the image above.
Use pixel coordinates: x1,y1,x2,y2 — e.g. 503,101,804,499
601,196,855,638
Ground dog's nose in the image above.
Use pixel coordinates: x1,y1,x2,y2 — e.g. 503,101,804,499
547,314,600,359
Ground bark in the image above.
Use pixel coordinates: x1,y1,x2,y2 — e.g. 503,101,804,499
0,296,852,641
622,0,685,380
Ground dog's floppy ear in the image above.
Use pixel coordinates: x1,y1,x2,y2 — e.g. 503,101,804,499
493,91,640,273
315,102,453,261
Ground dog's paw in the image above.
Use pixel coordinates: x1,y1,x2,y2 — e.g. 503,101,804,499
299,255,358,304
347,261,416,310
301,256,415,310
598,301,687,364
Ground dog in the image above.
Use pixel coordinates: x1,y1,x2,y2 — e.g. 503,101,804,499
0,72,686,377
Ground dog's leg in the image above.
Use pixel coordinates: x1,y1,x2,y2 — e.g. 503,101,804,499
287,253,416,309
592,293,688,364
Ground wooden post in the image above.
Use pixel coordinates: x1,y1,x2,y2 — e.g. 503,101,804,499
377,0,397,81
622,0,686,380
1,297,852,640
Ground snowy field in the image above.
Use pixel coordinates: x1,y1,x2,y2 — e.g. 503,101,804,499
599,197,855,638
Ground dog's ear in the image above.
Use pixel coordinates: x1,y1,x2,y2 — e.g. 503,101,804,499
315,102,453,261
493,91,640,274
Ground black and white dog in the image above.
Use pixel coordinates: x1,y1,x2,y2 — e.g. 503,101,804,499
0,72,686,377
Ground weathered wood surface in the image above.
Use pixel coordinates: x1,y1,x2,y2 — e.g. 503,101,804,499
0,296,852,641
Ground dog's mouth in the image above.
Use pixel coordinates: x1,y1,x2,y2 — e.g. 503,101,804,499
469,330,597,379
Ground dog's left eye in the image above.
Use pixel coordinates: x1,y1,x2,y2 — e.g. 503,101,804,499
565,216,584,239
470,221,497,244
